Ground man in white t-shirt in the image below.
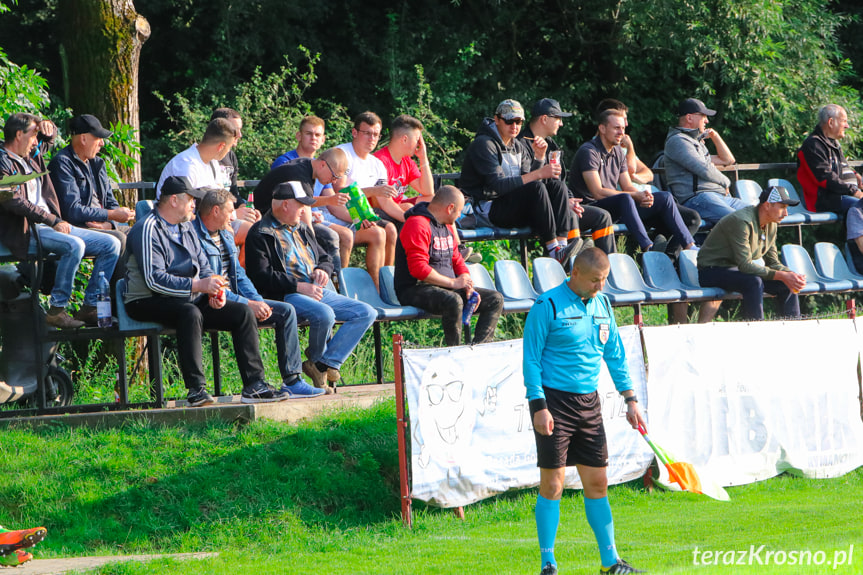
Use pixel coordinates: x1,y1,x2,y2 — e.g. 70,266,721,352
328,111,398,277
156,118,238,199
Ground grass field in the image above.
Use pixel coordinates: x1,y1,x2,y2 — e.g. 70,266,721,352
1,398,861,575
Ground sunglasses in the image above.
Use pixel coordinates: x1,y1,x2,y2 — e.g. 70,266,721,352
502,118,524,126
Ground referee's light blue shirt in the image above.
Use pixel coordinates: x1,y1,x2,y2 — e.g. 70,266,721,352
523,282,633,402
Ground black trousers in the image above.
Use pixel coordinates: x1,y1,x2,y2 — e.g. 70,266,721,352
489,179,573,243
126,296,266,391
699,267,800,320
578,204,616,253
398,284,503,347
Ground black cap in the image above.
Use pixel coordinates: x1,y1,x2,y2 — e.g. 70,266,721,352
69,114,112,138
532,98,573,118
160,176,209,199
272,181,316,205
759,185,799,206
676,98,716,117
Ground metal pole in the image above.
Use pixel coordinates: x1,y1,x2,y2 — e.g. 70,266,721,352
392,333,412,528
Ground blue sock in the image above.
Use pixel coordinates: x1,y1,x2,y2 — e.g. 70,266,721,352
535,495,560,568
584,495,618,568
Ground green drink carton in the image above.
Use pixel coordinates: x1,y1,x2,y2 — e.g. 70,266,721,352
344,181,379,230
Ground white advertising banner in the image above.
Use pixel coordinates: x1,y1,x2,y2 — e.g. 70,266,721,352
643,319,863,486
403,327,653,508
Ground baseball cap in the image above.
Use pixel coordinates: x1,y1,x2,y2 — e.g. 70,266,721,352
495,99,525,121
759,185,799,206
676,98,716,117
272,181,316,205
532,98,573,118
69,114,112,138
160,176,209,199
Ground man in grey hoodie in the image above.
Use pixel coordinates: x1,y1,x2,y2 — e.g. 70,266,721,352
664,98,744,225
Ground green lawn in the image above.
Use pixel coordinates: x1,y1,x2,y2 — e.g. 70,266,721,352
1,399,861,575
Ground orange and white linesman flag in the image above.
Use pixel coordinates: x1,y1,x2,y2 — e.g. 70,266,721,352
638,423,730,502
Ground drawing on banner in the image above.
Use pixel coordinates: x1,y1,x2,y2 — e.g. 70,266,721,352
414,354,510,469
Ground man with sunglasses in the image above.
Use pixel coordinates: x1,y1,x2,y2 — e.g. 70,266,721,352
460,100,582,269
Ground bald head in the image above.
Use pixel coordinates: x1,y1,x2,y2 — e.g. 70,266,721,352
568,247,610,299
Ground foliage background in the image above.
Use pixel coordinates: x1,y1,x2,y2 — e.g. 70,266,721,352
1,0,861,181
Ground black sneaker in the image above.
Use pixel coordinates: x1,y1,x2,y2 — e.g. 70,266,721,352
241,381,290,404
540,562,558,575
556,238,584,273
601,558,646,574
186,388,215,407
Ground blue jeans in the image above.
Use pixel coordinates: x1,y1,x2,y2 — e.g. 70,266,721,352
684,192,748,225
283,289,376,369
34,224,121,308
259,298,302,383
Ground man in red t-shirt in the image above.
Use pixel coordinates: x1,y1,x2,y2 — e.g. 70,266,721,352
372,114,435,224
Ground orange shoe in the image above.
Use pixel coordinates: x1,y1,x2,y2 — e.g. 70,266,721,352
0,549,33,566
0,525,46,555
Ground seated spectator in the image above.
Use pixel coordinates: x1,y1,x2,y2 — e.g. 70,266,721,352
697,186,806,321
271,115,326,169
209,108,262,242
0,113,120,329
519,98,615,254
49,114,134,284
846,205,863,274
797,103,862,213
265,117,352,276
460,99,582,267
595,98,702,256
371,114,434,224
568,108,696,254
124,176,289,406
193,188,323,398
252,148,351,280
245,181,376,394
156,118,237,198
395,185,503,346
664,98,744,225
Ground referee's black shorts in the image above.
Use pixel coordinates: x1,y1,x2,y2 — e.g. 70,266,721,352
534,387,609,469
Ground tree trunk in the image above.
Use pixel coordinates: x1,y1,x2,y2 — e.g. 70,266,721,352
58,0,150,204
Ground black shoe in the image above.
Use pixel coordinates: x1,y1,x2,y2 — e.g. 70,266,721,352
241,381,290,404
540,562,558,575
556,238,584,273
601,558,646,574
186,388,215,407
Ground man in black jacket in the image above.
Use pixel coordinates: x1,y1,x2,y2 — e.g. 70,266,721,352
459,99,581,268
245,181,376,393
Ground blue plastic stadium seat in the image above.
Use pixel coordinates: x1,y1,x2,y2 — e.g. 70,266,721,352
641,252,721,301
489,260,537,313
135,200,155,222
814,242,863,290
733,180,762,206
466,262,526,314
781,244,853,293
457,225,532,242
378,266,402,306
532,257,568,294
675,250,730,299
115,278,162,332
607,253,682,302
338,267,423,319
767,178,839,224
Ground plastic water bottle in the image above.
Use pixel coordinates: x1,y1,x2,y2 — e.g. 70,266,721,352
462,291,479,325
96,271,112,328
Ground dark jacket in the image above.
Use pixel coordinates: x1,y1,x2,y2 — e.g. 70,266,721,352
48,145,120,227
0,144,63,259
124,209,213,303
394,202,469,296
459,118,541,201
797,125,857,212
518,124,565,181
245,211,333,300
193,217,263,305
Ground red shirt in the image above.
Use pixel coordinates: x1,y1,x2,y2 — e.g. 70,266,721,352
373,147,422,203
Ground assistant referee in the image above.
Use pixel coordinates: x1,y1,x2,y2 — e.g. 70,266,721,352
523,248,646,575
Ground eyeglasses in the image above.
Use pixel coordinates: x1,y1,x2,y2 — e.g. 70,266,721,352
357,129,381,139
324,159,344,180
502,118,523,126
